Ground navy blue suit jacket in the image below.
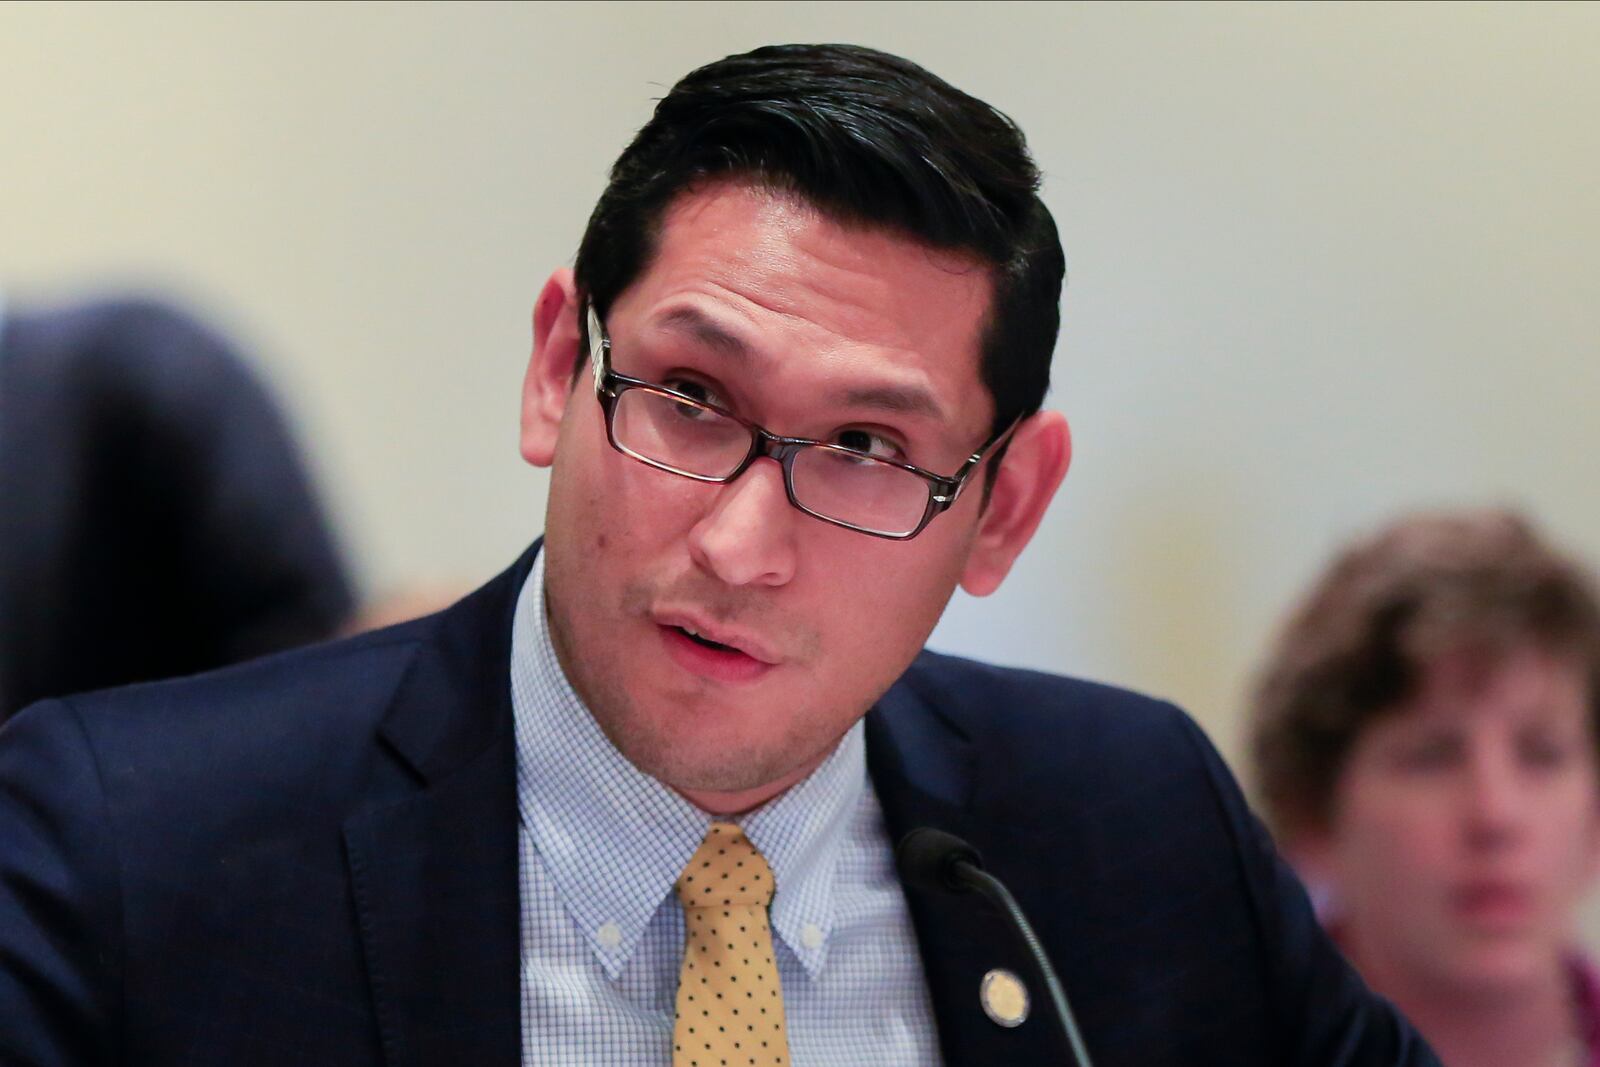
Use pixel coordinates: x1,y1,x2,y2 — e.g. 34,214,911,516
0,543,1437,1065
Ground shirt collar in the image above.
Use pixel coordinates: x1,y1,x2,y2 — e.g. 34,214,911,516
511,549,865,982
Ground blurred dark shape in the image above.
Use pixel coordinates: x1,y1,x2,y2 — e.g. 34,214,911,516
0,296,354,720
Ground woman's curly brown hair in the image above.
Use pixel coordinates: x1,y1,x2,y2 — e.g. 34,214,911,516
1248,508,1600,840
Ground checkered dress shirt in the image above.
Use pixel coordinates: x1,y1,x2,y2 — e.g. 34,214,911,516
512,552,943,1065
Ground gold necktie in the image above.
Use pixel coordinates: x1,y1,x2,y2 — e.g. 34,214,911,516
673,822,791,1067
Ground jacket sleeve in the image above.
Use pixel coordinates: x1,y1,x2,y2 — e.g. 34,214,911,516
0,700,123,1065
1177,712,1441,1067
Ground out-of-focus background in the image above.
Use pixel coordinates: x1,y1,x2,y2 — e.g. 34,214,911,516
3,1,1597,774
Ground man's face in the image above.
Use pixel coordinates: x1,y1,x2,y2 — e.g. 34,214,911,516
1323,646,1600,999
531,182,1013,812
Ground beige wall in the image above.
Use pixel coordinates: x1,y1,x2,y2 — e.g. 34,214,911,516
4,2,1598,785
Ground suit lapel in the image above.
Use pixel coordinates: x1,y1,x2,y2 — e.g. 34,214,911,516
342,544,538,1067
867,660,1067,1066
344,741,519,1067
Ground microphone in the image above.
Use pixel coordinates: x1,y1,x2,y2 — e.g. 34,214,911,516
896,828,1095,1067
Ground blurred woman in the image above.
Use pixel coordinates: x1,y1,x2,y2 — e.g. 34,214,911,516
1249,509,1600,1067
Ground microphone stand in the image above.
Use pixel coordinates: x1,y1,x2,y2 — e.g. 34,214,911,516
898,827,1095,1067
949,860,1095,1067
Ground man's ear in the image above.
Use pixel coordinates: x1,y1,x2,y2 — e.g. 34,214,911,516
959,410,1072,596
520,269,582,469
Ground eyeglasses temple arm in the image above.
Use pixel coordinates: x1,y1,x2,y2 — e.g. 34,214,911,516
946,414,1025,504
587,302,609,397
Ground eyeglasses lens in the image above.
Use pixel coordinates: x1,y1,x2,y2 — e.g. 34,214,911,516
610,388,930,536
611,387,749,478
788,446,930,536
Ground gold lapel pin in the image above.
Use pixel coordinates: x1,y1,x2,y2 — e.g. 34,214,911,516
979,968,1030,1028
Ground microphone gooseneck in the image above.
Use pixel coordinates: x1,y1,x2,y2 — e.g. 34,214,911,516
895,828,1095,1067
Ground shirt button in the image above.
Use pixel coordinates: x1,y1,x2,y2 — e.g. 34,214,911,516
596,922,622,949
800,923,824,950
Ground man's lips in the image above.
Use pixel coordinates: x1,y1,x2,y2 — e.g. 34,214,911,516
657,623,776,684
650,611,781,665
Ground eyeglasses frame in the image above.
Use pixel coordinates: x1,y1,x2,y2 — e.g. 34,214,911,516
585,302,1019,540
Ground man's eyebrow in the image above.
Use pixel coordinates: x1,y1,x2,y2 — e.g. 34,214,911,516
830,383,945,422
654,305,947,422
655,307,753,362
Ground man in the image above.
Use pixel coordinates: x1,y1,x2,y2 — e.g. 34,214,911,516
0,295,353,720
0,45,1436,1066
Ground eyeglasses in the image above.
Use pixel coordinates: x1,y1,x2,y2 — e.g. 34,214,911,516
586,303,1018,540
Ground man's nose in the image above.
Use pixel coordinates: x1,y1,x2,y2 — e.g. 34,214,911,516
686,457,799,588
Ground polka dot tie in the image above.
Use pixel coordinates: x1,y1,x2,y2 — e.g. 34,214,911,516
672,822,790,1067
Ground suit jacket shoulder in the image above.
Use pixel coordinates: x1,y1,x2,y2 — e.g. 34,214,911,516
0,550,528,1066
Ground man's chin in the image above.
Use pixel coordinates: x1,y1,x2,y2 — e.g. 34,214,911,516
614,728,823,812
638,747,799,798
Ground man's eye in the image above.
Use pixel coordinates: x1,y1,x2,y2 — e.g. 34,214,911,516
659,378,732,422
834,429,902,461
664,378,722,407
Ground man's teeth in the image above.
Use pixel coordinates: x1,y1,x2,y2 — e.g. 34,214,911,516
678,625,734,652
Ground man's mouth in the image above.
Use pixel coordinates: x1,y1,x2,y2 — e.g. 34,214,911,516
653,613,778,684
651,610,780,664
674,625,740,654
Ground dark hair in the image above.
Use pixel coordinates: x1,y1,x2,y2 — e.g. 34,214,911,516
573,43,1065,439
1248,509,1600,839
